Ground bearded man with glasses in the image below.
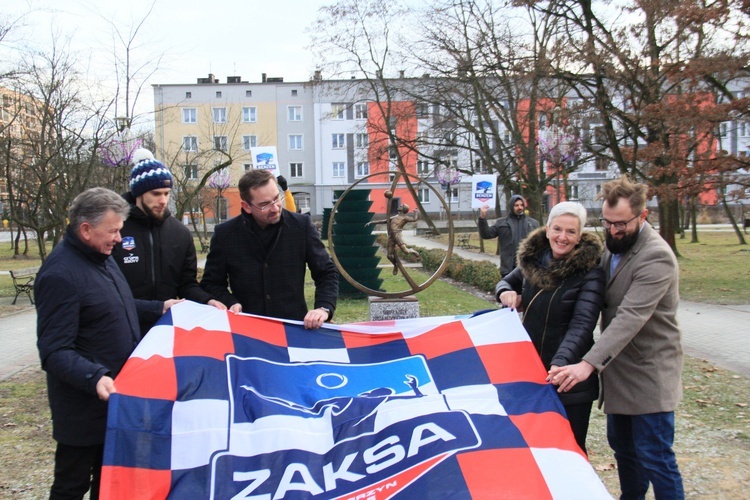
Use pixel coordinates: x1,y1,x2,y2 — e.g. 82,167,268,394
548,175,684,500
200,169,338,329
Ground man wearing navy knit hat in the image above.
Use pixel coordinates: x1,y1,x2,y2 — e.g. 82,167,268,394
113,149,226,333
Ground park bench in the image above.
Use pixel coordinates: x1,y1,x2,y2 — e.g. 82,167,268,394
9,266,40,305
457,234,471,249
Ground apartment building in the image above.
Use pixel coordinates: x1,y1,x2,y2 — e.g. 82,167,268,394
0,86,44,217
153,73,748,222
153,74,316,218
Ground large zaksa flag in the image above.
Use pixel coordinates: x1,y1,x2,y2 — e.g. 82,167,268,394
101,301,610,499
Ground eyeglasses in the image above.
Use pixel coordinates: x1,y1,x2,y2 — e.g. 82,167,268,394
599,213,640,231
249,193,282,212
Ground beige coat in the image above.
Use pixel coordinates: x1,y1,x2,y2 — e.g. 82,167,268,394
582,223,683,415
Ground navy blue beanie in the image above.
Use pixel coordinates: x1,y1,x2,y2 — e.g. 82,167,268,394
130,157,173,198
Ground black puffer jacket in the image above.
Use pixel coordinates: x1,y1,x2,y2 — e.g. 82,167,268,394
495,227,605,404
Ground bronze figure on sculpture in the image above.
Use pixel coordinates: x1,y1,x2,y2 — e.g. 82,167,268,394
367,204,419,275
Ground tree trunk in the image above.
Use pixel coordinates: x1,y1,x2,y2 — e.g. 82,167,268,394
657,197,680,257
690,198,699,244
720,190,747,245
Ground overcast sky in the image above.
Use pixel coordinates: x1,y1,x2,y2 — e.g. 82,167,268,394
5,0,329,121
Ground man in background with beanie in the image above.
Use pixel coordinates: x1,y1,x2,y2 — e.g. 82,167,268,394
113,149,226,334
36,187,182,499
478,194,539,277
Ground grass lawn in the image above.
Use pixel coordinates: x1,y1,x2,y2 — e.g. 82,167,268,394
0,229,748,497
2,229,747,305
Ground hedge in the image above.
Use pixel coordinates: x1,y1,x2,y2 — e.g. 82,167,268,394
374,234,501,294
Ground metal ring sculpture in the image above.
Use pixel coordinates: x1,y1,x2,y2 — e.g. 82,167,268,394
328,171,454,298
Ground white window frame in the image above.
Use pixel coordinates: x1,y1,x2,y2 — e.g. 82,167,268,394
331,103,346,120
182,136,198,152
355,162,369,178
288,105,302,122
242,106,257,123
214,135,228,151
289,134,303,150
332,162,346,178
290,162,303,178
417,160,430,175
355,133,369,149
183,164,198,180
182,108,197,124
417,188,431,204
242,135,257,151
332,133,346,149
354,103,368,120
212,107,227,124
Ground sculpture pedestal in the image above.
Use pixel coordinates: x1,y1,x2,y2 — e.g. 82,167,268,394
368,296,419,321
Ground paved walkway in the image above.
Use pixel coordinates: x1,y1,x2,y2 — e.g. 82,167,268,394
1,232,748,380
0,306,39,381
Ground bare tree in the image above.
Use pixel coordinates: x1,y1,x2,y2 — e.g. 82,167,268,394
5,37,110,260
405,0,586,221
310,0,444,234
535,0,750,250
90,1,165,192
156,104,252,250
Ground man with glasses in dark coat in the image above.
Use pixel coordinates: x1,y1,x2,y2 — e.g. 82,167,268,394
200,169,338,330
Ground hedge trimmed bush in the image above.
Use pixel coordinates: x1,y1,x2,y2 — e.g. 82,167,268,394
372,235,501,294
416,248,501,294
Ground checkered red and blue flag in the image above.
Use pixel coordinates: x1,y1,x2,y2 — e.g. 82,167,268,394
101,301,609,499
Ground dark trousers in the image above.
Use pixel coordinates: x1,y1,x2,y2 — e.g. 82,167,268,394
50,442,103,500
607,412,684,500
564,401,593,455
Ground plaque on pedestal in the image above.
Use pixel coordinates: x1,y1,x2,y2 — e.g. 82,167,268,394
369,296,419,321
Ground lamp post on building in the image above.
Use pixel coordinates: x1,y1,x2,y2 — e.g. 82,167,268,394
538,107,581,207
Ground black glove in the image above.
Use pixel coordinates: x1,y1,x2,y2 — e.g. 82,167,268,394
277,175,288,191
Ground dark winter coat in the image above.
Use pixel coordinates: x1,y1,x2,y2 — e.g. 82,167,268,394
113,193,214,305
495,227,605,405
200,210,338,321
478,195,540,276
35,226,154,446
